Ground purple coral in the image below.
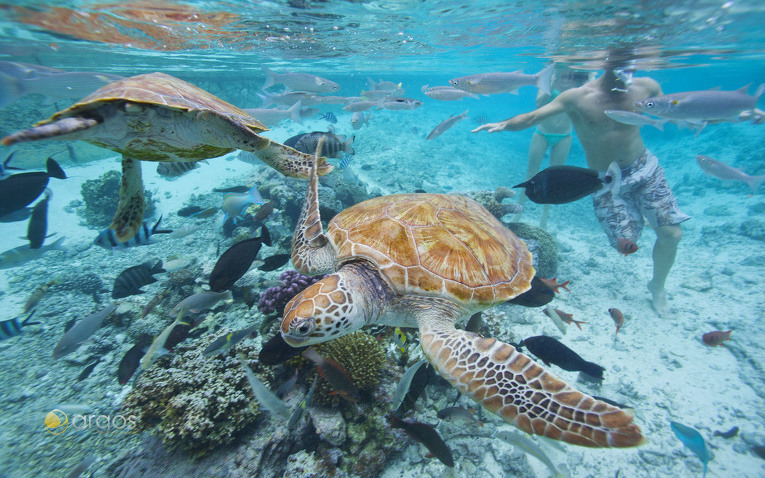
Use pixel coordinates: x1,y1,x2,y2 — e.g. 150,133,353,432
258,270,323,315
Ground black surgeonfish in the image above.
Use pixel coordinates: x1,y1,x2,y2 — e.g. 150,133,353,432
388,414,454,467
258,333,305,365
112,260,165,299
0,156,66,217
513,163,620,204
520,335,605,381
26,188,51,249
507,276,555,307
259,253,291,272
209,235,263,292
118,334,152,385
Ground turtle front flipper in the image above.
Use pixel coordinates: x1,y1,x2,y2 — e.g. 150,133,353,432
418,315,646,448
1,117,99,146
255,139,333,179
109,156,145,243
291,137,336,275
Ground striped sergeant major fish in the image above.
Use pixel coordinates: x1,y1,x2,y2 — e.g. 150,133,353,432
94,215,172,249
1,312,40,340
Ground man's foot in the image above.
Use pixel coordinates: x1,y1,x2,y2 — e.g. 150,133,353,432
648,280,669,317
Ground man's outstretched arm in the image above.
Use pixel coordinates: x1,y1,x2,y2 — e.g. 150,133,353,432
472,93,569,133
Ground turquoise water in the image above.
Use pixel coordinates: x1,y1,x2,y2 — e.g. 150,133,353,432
0,1,764,477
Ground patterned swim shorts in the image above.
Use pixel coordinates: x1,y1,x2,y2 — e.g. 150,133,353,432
592,149,690,248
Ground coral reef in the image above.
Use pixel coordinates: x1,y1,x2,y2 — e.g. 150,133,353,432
313,331,386,406
506,222,558,278
121,340,266,455
79,170,157,228
494,186,515,202
258,270,322,315
468,188,522,220
56,272,106,298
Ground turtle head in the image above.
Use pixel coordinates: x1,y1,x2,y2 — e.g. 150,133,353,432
280,274,363,347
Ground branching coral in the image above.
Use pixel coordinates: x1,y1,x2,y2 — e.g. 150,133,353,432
121,341,267,455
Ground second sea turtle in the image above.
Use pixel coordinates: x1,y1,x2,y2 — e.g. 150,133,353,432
2,72,332,242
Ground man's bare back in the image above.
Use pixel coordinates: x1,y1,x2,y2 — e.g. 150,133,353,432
473,73,663,171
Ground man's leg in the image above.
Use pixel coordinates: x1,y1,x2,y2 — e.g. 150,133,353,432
648,224,682,317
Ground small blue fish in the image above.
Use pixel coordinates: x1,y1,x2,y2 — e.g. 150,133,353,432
339,155,354,170
0,312,40,340
671,421,709,477
94,215,172,249
222,185,264,225
320,112,338,124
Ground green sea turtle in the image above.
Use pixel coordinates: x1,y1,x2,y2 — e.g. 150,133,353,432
280,149,645,448
1,72,332,242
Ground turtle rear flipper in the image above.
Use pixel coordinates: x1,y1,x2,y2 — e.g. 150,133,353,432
1,117,99,146
110,157,146,243
419,315,645,448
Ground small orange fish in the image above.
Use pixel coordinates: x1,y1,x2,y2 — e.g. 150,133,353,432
616,237,638,256
543,308,586,330
702,330,731,346
538,277,570,293
608,308,624,335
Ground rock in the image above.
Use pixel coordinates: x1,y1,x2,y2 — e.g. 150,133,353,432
740,219,765,241
309,407,347,446
681,272,713,292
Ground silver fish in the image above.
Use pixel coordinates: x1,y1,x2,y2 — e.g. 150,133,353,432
696,155,765,194
449,65,553,96
381,97,422,111
427,109,469,140
141,309,186,370
262,67,339,94
52,304,117,359
423,85,479,101
350,111,371,130
342,100,380,112
0,61,123,108
604,110,668,131
391,359,428,411
170,290,233,318
0,236,66,269
257,90,320,108
634,85,764,123
238,353,290,420
243,100,302,126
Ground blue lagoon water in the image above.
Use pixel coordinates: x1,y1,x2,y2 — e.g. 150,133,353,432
0,1,763,477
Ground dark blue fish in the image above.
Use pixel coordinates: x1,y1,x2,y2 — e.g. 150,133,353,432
320,112,338,124
0,312,40,340
209,235,263,292
513,163,619,205
507,276,555,307
118,334,152,385
520,335,605,381
258,253,291,272
388,414,454,467
94,215,172,249
0,156,66,218
26,188,51,249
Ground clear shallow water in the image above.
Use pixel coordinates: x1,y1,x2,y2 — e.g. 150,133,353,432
0,1,764,477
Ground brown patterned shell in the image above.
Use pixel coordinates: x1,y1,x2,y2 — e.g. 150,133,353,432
326,193,534,306
36,72,268,132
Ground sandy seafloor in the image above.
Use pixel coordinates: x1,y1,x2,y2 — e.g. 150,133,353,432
0,99,763,478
